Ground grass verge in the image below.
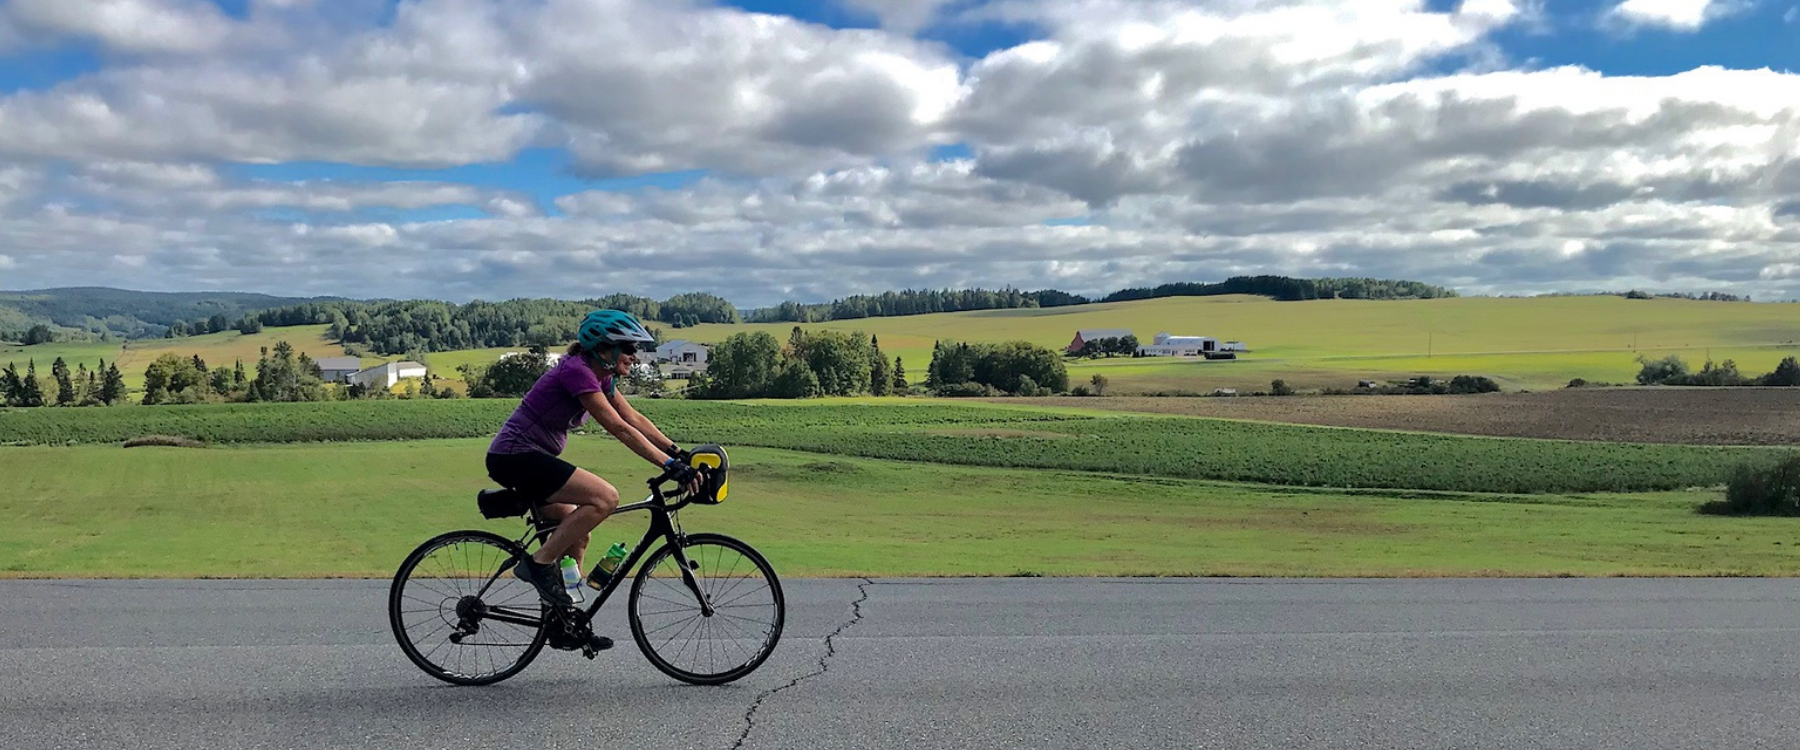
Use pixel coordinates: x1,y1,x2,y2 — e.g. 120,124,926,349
3,440,1797,579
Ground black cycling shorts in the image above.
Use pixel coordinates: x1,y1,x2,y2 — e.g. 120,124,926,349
486,451,578,507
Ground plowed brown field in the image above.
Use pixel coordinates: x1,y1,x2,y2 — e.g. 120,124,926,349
1008,388,1800,446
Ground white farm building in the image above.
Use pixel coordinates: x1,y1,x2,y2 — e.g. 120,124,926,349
352,361,427,389
1136,333,1249,357
655,340,709,366
1138,332,1216,356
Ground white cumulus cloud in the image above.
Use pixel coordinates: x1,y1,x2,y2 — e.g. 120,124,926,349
0,0,1797,304
1609,0,1740,31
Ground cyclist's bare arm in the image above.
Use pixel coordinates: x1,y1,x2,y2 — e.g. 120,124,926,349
608,390,679,453
578,391,673,467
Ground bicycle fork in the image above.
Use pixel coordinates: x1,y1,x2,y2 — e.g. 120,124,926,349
668,543,716,617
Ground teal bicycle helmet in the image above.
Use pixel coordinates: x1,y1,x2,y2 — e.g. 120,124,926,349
578,309,655,353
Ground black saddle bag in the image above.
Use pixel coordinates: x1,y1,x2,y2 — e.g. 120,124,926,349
477,488,531,519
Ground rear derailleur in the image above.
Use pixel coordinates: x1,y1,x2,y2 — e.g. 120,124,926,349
546,606,614,659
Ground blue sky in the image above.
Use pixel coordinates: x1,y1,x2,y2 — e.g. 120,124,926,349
0,0,1797,304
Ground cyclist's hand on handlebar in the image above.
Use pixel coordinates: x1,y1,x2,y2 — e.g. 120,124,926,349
663,457,703,497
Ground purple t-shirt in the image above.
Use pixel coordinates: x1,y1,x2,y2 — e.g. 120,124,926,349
488,356,616,456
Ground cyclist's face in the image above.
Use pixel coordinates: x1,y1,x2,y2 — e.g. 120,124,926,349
611,343,637,370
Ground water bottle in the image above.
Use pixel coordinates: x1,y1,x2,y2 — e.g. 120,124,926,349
587,542,630,590
558,556,585,604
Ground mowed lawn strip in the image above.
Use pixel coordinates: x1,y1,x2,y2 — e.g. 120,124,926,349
3,441,1798,579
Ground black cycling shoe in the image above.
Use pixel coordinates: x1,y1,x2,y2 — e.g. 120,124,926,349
513,558,573,606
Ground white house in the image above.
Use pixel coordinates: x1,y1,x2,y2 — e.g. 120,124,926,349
314,357,361,383
353,361,427,389
656,340,709,365
1138,332,1219,357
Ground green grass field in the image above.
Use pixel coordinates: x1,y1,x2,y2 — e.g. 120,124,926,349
0,339,123,380
3,439,1797,578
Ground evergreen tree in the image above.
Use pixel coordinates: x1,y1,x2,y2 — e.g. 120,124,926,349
21,360,44,407
233,359,247,388
101,360,125,405
52,357,74,406
870,335,892,397
893,356,907,392
0,362,22,406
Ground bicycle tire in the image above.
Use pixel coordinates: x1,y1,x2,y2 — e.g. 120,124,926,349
628,532,785,685
389,529,549,686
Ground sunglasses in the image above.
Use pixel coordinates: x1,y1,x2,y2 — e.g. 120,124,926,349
615,343,639,356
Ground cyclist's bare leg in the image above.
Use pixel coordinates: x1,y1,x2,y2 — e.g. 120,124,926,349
537,503,590,563
530,469,618,566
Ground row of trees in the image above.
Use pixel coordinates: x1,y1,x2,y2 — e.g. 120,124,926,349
251,293,730,356
162,314,264,338
139,343,335,404
1104,276,1458,303
745,288,1084,323
0,358,127,407
925,340,1069,396
1635,355,1800,387
689,329,907,399
1072,335,1141,359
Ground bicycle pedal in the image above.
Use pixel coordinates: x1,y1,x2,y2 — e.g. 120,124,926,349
582,635,614,659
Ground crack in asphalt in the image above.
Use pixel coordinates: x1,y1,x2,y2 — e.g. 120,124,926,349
729,578,873,750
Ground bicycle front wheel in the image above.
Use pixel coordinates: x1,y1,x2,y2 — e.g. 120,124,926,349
629,532,785,685
389,530,549,686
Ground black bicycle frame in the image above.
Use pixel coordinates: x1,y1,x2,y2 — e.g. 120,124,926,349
514,478,714,621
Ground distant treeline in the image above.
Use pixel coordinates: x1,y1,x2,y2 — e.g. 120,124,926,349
5,275,1453,351
223,275,1457,355
742,276,1453,323
744,288,1085,323
243,293,739,356
1102,276,1457,303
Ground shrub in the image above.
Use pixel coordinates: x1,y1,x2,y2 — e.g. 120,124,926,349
935,382,998,397
122,435,207,449
1448,375,1500,394
1566,378,1587,388
1636,354,1688,385
1699,454,1800,516
1270,379,1294,396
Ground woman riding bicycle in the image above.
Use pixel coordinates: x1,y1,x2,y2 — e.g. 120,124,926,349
486,309,701,605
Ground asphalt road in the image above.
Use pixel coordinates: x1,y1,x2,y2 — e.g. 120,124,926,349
4,578,1800,750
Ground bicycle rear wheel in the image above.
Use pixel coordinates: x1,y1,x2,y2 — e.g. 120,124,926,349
389,530,549,686
628,532,785,685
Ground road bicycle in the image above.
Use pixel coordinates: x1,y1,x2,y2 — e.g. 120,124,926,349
387,445,784,686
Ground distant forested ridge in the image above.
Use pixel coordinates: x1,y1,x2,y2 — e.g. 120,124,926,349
253,292,741,356
1102,276,1459,303
4,275,1456,351
0,288,345,342
744,288,1088,323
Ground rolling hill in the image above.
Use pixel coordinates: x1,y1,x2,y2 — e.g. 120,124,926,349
4,293,1796,395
